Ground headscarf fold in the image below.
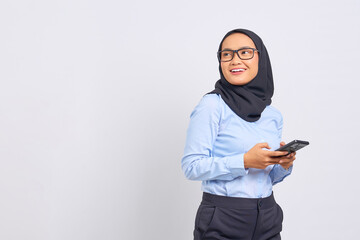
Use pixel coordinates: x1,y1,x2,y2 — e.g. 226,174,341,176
208,29,274,122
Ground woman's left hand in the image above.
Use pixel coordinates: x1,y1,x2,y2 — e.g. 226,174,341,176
277,141,296,170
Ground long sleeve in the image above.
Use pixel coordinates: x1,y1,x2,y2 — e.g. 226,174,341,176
270,164,293,185
269,113,293,185
181,95,248,181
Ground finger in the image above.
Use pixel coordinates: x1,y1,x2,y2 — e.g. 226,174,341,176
280,141,285,146
269,151,289,157
280,156,296,163
279,159,291,164
266,157,280,164
258,142,271,150
268,160,281,166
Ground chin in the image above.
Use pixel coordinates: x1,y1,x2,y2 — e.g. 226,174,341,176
228,79,251,86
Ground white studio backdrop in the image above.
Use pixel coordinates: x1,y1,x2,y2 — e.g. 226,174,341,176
0,0,359,239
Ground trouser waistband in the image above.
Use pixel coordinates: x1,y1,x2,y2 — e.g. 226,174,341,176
202,192,276,210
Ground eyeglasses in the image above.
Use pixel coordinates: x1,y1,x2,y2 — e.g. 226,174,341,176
217,48,260,62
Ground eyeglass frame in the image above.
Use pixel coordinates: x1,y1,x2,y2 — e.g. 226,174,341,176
217,47,260,62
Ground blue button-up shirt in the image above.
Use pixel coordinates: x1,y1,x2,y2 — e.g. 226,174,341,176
181,94,292,198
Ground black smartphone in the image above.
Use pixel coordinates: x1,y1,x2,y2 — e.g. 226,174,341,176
274,140,309,157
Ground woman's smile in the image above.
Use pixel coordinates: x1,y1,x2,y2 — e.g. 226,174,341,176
230,67,247,74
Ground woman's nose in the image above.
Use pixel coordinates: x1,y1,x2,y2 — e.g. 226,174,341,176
231,53,242,65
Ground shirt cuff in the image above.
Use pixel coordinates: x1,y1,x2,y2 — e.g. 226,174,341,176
226,154,249,177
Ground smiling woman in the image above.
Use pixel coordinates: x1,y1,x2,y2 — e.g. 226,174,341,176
181,29,296,240
219,33,259,85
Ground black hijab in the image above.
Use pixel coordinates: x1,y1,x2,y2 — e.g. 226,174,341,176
208,29,274,122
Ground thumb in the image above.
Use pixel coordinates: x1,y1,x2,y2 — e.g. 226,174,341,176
257,142,271,149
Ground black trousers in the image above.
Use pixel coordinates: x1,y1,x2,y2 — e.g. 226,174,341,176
194,192,283,240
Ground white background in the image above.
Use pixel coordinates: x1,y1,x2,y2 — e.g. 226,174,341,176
1,0,359,239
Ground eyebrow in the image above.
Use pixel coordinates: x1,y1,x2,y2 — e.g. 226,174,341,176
222,46,252,51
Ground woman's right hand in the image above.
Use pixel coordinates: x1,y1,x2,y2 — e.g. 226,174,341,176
244,143,287,169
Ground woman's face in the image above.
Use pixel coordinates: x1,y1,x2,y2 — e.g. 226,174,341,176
220,33,259,85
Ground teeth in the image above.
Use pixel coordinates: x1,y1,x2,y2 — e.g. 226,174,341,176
231,69,245,72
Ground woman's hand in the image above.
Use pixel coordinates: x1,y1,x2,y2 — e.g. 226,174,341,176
277,141,296,170
244,142,296,169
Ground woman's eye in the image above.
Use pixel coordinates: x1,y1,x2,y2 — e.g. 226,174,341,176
222,52,230,56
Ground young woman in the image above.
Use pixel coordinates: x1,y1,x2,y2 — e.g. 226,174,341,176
181,29,296,240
